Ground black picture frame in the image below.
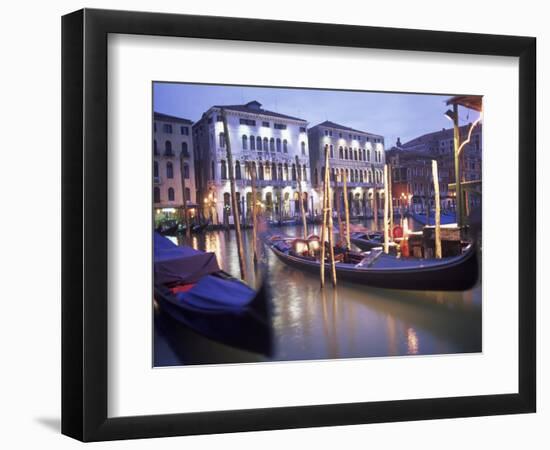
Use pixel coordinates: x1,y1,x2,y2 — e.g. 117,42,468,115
62,8,536,442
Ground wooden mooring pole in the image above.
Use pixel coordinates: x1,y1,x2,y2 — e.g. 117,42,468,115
320,147,328,288
383,164,390,254
296,155,308,239
326,151,337,287
221,109,246,281
179,152,190,239
432,159,442,259
342,170,351,250
249,162,259,265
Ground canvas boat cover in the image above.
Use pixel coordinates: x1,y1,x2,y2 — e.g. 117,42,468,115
154,232,220,285
173,274,256,311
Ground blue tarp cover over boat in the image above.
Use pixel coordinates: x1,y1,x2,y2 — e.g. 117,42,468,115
153,233,272,356
154,233,220,285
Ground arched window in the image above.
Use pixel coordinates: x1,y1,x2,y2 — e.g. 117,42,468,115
153,140,158,155
329,145,334,158
259,163,264,180
219,132,225,148
242,135,248,150
181,142,189,156
301,141,306,155
250,135,255,150
221,160,227,179
257,137,262,151
270,138,275,152
154,187,160,203
184,188,190,203
154,161,159,178
166,161,174,179
168,187,175,201
355,169,359,182
360,171,364,182
331,168,335,182
165,140,172,155
284,163,289,180
283,139,288,153
278,164,283,180
211,161,215,179
276,138,281,152
362,149,366,161
339,147,343,159
271,162,277,180
235,161,241,180
183,164,190,179
354,150,358,160
344,148,348,160
314,168,318,186
321,166,325,183
291,164,297,181
263,137,268,151
302,165,307,181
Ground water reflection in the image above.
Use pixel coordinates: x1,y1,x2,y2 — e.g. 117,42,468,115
160,219,481,365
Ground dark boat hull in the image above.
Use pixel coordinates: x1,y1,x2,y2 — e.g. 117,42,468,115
154,278,272,356
270,244,479,291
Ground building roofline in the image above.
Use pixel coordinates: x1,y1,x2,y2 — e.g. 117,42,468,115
154,111,194,124
309,120,383,138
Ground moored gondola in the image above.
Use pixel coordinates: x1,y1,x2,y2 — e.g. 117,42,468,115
154,232,272,356
268,236,478,291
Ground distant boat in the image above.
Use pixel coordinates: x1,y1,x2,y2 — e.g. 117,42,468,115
349,231,385,251
154,232,272,355
268,236,478,291
268,218,299,227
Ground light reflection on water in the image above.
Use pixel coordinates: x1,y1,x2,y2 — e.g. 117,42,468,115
168,217,481,363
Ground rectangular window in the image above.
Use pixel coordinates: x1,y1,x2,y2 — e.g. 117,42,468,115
163,124,172,133
329,131,332,137
274,123,287,130
239,118,256,126
300,127,307,133
207,117,213,124
262,121,270,127
324,130,329,136
216,115,223,122
180,126,189,135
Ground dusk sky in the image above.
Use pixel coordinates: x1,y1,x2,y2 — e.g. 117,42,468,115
153,82,480,146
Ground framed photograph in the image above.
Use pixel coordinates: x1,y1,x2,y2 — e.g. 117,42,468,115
62,8,536,441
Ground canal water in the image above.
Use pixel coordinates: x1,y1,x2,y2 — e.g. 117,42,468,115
154,217,481,366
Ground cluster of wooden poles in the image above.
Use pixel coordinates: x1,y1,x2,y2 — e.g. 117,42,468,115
200,111,443,286
317,145,443,289
214,109,311,283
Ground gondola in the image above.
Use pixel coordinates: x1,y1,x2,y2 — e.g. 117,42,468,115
190,221,209,234
268,236,478,291
350,231,384,251
154,232,272,356
268,218,299,227
156,220,179,235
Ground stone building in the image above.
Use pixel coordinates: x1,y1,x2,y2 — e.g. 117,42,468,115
386,123,482,213
307,120,385,217
192,101,316,224
153,112,196,220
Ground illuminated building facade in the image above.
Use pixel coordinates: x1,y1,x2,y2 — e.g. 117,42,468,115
192,101,316,223
308,120,386,217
